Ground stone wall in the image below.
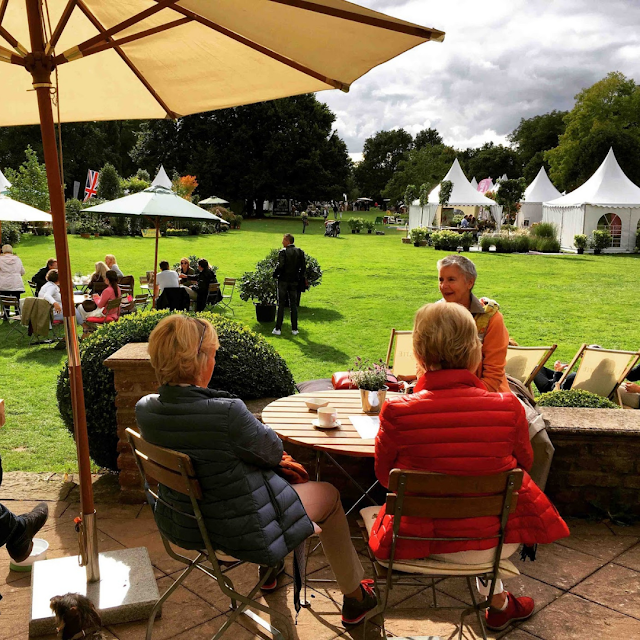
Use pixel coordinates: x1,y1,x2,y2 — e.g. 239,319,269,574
104,345,640,516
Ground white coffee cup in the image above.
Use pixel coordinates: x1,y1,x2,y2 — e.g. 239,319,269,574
317,406,337,428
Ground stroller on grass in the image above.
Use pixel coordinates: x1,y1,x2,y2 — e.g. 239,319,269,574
324,220,340,237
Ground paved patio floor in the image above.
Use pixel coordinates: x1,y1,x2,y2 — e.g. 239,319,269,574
1,478,640,640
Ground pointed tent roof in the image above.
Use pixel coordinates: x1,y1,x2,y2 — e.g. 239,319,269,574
546,148,640,207
151,166,172,190
470,177,478,189
523,166,561,203
0,168,11,193
426,159,497,206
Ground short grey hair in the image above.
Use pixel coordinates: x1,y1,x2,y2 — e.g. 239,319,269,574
437,255,477,282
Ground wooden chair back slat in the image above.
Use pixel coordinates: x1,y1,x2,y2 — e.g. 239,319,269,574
571,347,640,398
386,494,518,519
208,283,220,292
105,297,122,311
505,345,556,387
385,329,416,377
135,453,203,499
388,469,523,494
223,278,236,286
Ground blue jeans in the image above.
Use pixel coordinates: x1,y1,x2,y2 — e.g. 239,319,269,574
0,454,20,549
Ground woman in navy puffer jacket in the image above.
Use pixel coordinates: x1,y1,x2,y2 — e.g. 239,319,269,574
136,315,377,626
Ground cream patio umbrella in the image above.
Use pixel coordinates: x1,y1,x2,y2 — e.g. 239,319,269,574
0,0,444,589
0,194,52,241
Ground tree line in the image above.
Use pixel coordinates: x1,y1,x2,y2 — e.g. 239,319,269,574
1,72,638,215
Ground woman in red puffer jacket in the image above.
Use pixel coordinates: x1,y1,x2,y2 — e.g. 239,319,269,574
369,302,569,632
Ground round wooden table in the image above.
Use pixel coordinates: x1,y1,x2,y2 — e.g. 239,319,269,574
262,390,401,458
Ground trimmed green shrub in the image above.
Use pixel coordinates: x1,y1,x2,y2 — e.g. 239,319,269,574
166,227,189,236
537,389,620,409
532,237,561,253
432,229,464,251
409,227,428,243
1,221,21,246
530,222,557,238
574,234,588,249
56,310,296,470
592,229,612,251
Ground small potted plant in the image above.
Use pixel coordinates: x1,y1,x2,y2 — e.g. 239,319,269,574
238,255,278,322
347,217,359,234
591,229,611,255
574,234,587,254
349,357,388,414
409,227,427,247
364,219,375,234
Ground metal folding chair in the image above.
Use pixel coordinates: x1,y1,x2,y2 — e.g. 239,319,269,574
27,280,38,295
505,345,557,393
385,329,417,379
126,428,292,640
207,282,221,307
556,344,640,403
219,278,236,314
359,468,524,640
133,293,150,312
0,295,26,342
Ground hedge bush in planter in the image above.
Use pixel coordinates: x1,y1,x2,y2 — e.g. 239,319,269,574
56,310,296,470
537,389,619,409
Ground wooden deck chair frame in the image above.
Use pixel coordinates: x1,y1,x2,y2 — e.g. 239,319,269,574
385,329,416,378
219,278,236,315
505,344,557,392
557,344,640,403
126,428,292,640
359,468,523,640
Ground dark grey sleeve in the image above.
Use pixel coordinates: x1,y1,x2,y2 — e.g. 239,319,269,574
228,400,283,468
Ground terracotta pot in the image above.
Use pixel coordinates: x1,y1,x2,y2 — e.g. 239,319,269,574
359,387,388,414
80,233,90,238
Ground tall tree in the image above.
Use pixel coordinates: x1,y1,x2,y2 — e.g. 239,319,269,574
414,128,443,149
354,129,413,202
5,146,49,211
546,72,640,191
509,111,567,183
383,144,457,207
97,163,122,201
459,143,522,182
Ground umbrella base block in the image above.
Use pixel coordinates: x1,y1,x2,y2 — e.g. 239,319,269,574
29,547,159,636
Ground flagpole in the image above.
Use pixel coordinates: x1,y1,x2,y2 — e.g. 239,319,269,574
25,0,99,582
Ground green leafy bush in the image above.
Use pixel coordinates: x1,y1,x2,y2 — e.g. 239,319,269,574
530,222,557,238
56,310,296,470
452,214,464,226
574,234,588,249
238,248,322,305
537,389,620,409
432,229,464,251
166,227,189,236
363,219,374,231
1,221,21,246
409,227,428,243
591,229,612,251
532,237,560,252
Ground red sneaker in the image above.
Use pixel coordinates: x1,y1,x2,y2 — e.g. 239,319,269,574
485,592,534,631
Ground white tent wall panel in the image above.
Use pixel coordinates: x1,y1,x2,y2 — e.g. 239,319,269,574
517,202,543,227
408,203,437,230
543,205,584,251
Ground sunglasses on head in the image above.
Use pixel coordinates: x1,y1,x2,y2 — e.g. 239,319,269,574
194,319,206,354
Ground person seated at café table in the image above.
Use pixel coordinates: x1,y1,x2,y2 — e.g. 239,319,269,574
32,257,57,296
104,254,123,278
185,258,221,311
39,269,84,324
370,302,570,632
155,260,180,292
86,261,108,294
136,315,378,626
176,257,196,283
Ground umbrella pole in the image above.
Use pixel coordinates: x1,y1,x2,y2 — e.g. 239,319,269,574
25,0,99,582
152,217,159,307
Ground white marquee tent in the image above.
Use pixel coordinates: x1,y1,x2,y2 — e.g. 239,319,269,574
517,166,561,227
0,168,11,193
543,148,640,252
470,176,478,189
409,159,502,229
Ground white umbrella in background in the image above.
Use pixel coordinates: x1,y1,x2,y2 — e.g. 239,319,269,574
199,195,230,206
0,194,52,241
85,169,228,304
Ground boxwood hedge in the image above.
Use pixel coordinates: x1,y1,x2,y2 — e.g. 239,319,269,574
537,389,620,409
56,310,296,470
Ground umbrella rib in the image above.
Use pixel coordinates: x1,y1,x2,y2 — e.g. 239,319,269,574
68,0,181,56
0,0,7,26
150,0,350,92
268,0,445,40
0,24,28,55
0,43,25,65
55,17,192,63
47,0,77,52
75,0,179,119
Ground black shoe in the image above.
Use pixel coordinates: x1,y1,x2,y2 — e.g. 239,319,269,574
6,502,49,563
259,560,285,592
341,579,378,626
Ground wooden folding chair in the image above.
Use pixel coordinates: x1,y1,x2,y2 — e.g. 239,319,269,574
359,468,523,640
207,283,221,307
0,295,26,342
27,280,38,296
219,278,236,314
556,344,640,403
85,297,122,328
126,428,292,640
133,293,150,312
505,345,557,392
385,329,417,379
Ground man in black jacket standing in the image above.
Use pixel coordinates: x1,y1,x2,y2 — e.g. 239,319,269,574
273,234,304,336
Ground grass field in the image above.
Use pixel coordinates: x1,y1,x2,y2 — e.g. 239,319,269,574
1,213,639,473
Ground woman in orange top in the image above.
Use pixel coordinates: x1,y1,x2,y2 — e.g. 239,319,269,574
437,254,509,393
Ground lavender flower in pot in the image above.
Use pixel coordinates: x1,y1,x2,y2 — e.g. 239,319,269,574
349,357,389,413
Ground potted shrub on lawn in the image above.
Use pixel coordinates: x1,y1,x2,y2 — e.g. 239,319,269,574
574,234,588,254
591,229,611,255
409,227,428,247
347,217,360,234
349,357,388,414
364,219,375,234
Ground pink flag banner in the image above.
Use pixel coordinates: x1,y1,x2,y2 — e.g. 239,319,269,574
477,178,493,193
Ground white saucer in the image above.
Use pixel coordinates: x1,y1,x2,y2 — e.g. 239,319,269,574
312,419,341,430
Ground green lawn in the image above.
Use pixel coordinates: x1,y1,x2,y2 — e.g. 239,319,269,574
1,214,639,473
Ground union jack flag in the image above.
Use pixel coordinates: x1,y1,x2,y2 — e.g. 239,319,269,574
83,169,99,202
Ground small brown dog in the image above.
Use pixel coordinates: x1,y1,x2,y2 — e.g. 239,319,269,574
50,593,103,640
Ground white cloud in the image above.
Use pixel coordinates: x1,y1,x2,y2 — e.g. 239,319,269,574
320,0,640,153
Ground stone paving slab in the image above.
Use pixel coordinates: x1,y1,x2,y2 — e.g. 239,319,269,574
2,496,640,639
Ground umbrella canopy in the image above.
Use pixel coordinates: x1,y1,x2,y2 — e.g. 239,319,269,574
0,0,444,586
199,196,229,206
0,194,52,222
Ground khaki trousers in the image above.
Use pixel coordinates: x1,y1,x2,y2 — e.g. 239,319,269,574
293,481,364,594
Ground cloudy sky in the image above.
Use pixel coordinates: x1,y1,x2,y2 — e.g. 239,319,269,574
320,0,640,161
